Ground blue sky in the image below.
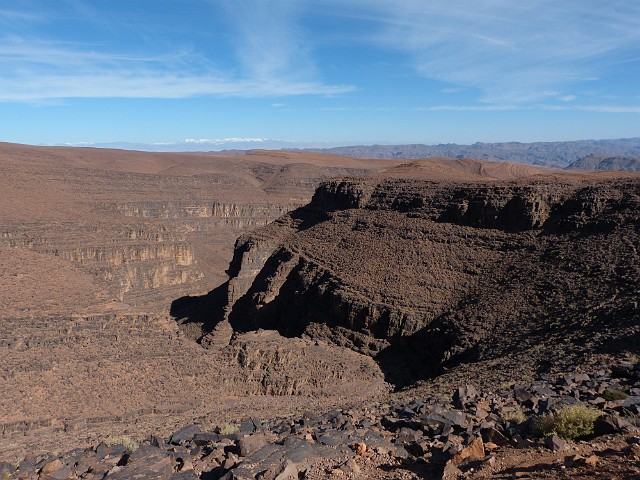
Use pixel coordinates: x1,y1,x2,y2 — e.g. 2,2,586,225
0,0,639,146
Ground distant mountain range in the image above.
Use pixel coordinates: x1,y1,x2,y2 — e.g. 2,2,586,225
45,137,640,170
566,155,640,172
297,138,640,168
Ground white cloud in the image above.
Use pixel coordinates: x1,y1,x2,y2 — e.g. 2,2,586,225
2,1,638,106
0,9,44,23
418,105,518,112
218,0,313,82
577,105,640,113
316,0,640,103
441,87,463,94
0,36,353,101
181,137,267,144
318,104,519,112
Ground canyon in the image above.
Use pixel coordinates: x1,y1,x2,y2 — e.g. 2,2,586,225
223,170,639,388
0,143,392,460
0,143,638,479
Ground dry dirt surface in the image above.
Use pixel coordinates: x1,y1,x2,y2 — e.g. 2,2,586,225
1,142,639,479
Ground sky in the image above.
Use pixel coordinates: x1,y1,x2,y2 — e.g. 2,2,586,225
0,0,639,147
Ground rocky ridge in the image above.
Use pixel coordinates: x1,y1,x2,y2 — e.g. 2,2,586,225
220,175,640,386
566,154,640,172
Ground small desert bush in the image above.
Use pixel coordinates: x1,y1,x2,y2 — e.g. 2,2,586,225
531,405,602,440
603,389,629,401
216,423,237,435
106,436,139,452
503,405,527,425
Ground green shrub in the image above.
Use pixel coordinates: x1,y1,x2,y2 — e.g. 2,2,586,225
603,389,629,401
531,405,602,440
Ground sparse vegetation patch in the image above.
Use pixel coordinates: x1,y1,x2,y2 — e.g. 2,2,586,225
531,405,602,440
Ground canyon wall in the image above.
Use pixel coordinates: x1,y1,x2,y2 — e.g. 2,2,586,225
0,201,302,307
222,178,640,382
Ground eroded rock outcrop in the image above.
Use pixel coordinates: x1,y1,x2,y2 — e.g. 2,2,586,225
222,177,640,384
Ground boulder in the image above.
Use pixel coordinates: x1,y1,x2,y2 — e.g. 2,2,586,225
452,385,477,409
223,437,341,480
170,425,201,445
593,414,633,436
422,408,469,433
544,434,568,452
193,432,221,446
108,445,173,480
0,463,16,480
238,434,268,457
451,437,484,464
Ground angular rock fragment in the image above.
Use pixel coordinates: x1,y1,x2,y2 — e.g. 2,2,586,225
544,434,567,452
170,425,201,446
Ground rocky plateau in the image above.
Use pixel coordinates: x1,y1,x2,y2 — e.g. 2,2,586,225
0,142,639,479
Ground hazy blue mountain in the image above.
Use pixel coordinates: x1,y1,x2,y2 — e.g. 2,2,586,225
296,138,640,168
566,154,640,172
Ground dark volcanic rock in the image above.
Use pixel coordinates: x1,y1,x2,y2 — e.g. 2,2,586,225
107,446,174,479
0,463,16,478
222,437,342,480
170,425,202,446
8,358,640,480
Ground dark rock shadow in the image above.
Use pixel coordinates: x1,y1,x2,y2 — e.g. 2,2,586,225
373,320,464,390
288,205,330,231
170,281,228,343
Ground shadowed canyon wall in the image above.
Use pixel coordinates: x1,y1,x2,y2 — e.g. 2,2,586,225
223,177,640,384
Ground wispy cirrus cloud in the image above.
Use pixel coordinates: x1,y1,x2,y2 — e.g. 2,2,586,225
217,0,313,82
0,9,44,23
316,103,640,114
577,105,640,114
316,0,640,104
0,0,353,102
1,0,638,107
0,36,353,101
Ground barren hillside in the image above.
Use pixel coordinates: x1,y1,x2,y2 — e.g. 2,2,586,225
1,144,638,479
222,170,640,389
0,143,392,459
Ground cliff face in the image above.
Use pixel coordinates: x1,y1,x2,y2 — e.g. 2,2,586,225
114,201,296,223
1,201,302,306
221,177,640,384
